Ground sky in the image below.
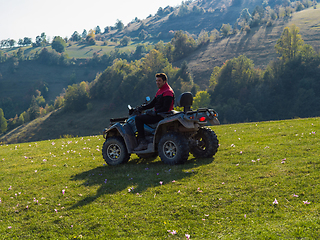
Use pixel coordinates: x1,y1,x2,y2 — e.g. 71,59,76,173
0,0,183,42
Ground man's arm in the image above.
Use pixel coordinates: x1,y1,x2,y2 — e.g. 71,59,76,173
140,97,156,111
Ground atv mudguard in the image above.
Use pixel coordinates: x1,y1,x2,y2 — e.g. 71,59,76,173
209,118,220,125
103,122,137,152
152,113,197,145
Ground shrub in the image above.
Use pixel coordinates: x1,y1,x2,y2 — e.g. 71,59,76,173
51,36,67,53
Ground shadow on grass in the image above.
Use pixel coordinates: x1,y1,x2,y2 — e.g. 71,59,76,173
69,156,214,209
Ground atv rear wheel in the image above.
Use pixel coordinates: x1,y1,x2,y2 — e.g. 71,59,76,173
158,132,189,165
102,136,130,165
190,128,219,158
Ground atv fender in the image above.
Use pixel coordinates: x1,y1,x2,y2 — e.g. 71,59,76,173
209,118,220,125
103,123,137,152
152,114,196,146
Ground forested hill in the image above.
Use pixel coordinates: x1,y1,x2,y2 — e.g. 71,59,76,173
1,1,320,143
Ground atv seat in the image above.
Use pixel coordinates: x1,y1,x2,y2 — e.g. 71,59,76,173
158,110,180,118
177,92,193,112
146,110,181,129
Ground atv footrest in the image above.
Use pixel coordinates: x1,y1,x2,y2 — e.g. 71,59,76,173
132,143,154,154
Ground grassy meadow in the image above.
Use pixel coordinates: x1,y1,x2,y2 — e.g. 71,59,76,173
2,39,160,60
0,117,319,239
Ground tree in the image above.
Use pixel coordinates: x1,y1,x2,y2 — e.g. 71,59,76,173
28,96,40,120
299,44,316,61
86,36,96,46
88,29,95,39
71,31,81,41
133,44,147,59
18,113,24,125
64,82,90,111
178,4,189,17
238,8,252,28
171,31,197,61
41,32,47,43
209,55,259,105
275,24,304,61
115,19,124,31
0,39,9,48
9,39,16,47
120,36,131,46
17,47,24,60
0,108,7,134
95,26,101,34
18,39,24,46
220,23,232,37
54,96,65,109
33,32,46,47
193,91,211,109
52,36,67,53
85,30,96,45
23,37,32,46
197,30,210,45
82,29,87,38
104,26,110,34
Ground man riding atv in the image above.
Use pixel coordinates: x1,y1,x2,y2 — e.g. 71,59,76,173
134,73,174,151
102,75,220,165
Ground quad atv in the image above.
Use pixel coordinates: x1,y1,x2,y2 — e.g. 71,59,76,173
102,92,220,165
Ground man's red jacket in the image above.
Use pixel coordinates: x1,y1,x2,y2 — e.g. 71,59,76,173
141,82,175,113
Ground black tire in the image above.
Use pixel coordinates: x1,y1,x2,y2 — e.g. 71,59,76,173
190,128,219,158
158,132,189,165
102,136,130,165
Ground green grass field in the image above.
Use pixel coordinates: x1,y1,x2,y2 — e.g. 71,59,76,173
0,117,319,239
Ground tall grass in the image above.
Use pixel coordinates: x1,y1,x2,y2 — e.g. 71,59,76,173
0,117,319,239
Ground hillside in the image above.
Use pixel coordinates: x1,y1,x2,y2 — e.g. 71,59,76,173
1,3,320,142
0,101,118,144
181,6,320,87
107,0,265,38
1,6,320,144
1,118,319,238
0,60,105,118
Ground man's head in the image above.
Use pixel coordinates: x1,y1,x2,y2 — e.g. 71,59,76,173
155,73,167,89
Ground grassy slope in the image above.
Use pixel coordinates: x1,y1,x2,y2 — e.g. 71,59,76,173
184,5,320,88
0,117,319,239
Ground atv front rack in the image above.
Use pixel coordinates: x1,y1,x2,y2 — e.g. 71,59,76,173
110,117,128,125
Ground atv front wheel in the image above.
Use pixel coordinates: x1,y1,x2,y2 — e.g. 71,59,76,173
102,137,130,165
190,128,219,158
158,132,189,165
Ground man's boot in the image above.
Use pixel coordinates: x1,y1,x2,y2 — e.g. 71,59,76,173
134,138,148,151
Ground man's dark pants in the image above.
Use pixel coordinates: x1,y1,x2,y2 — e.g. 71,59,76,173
135,114,163,139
